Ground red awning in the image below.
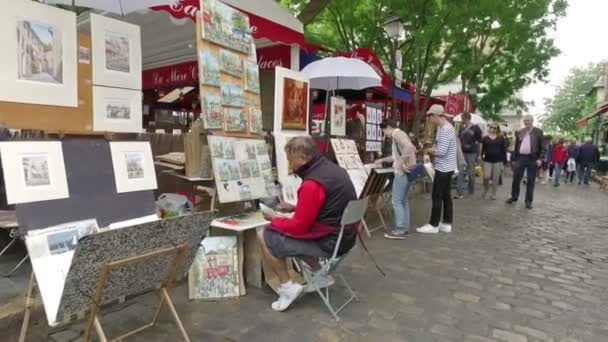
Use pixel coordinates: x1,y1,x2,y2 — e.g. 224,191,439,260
151,0,307,49
576,103,608,128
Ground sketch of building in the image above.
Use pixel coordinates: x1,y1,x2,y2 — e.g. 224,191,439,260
16,20,63,84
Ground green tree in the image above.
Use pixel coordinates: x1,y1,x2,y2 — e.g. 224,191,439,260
542,62,608,134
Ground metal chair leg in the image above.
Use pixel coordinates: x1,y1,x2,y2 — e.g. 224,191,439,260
5,255,29,277
0,237,17,256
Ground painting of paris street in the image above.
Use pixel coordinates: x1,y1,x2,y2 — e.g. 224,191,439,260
105,99,131,120
105,32,130,73
16,20,63,84
21,154,51,187
125,152,145,179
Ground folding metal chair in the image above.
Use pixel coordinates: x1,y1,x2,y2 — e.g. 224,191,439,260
295,197,369,321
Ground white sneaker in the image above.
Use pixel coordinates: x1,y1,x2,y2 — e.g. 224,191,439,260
271,281,304,312
439,223,452,233
416,224,439,234
304,274,335,293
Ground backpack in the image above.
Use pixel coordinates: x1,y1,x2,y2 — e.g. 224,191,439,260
460,125,478,153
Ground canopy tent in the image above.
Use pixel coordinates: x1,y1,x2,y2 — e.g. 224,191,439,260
576,103,608,128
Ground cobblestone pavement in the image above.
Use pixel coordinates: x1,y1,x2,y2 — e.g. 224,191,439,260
5,179,608,341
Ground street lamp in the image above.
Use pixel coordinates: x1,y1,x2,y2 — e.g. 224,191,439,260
383,16,404,122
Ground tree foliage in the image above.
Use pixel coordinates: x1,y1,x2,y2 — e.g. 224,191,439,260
541,62,608,134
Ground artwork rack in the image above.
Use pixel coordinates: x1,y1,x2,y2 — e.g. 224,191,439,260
19,243,192,342
359,168,394,238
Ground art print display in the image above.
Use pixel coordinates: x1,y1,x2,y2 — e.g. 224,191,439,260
202,95,223,129
0,1,77,107
331,138,367,196
0,141,69,204
189,236,240,300
200,0,252,54
199,50,220,87
93,86,143,133
109,142,157,193
365,105,383,152
274,134,303,205
274,68,310,133
244,61,260,94
221,83,245,107
249,108,263,133
347,169,368,197
223,108,248,132
330,96,346,136
90,13,142,90
219,49,243,77
208,136,273,203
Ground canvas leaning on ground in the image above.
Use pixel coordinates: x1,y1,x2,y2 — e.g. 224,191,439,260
109,142,157,193
189,236,240,300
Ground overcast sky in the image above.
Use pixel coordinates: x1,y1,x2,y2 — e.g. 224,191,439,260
522,0,608,117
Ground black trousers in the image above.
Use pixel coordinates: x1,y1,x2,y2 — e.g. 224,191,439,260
511,155,537,204
430,170,454,227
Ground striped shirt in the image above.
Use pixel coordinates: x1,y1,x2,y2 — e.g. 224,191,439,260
434,123,458,172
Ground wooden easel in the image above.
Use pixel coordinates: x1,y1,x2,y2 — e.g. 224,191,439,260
19,244,192,342
359,168,394,238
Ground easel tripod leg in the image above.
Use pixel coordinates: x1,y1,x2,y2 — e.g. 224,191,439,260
161,288,191,342
18,272,36,342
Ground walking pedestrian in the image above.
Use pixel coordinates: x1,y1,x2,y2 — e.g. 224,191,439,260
375,120,417,240
480,123,507,200
566,139,580,183
539,136,553,185
576,137,600,186
417,105,458,234
455,113,483,199
506,115,545,209
551,138,568,187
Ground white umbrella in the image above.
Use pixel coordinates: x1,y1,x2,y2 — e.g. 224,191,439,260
301,57,382,90
44,0,174,15
454,111,488,133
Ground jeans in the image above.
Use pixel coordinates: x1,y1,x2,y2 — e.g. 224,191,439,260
578,163,592,184
430,170,454,227
482,162,504,196
391,174,412,234
553,163,563,186
457,152,477,195
511,155,538,204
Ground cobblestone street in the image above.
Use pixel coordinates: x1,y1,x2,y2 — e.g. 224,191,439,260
4,179,608,342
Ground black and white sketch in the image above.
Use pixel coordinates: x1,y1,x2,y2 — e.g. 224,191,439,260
21,154,51,187
105,99,131,119
105,31,130,73
46,221,98,255
109,142,157,193
125,152,145,179
16,20,63,84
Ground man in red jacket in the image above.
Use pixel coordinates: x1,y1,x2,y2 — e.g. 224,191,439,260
258,136,357,312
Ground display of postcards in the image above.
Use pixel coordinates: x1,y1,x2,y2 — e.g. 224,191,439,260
244,61,260,94
347,154,364,169
221,84,244,107
335,155,348,169
249,161,260,178
210,139,235,160
345,140,358,154
217,161,240,181
223,108,247,132
200,0,252,54
244,143,257,160
219,49,243,77
202,95,223,129
366,107,374,124
239,161,252,178
238,182,252,200
262,172,276,196
17,20,64,84
258,157,271,171
199,50,220,87
256,142,268,156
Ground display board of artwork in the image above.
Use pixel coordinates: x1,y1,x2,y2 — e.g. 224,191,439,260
90,13,142,90
198,0,262,134
109,142,157,193
189,236,240,300
331,139,368,197
0,141,70,204
274,133,302,205
330,96,347,136
366,104,383,152
0,1,78,107
274,67,310,133
208,136,274,203
92,86,143,133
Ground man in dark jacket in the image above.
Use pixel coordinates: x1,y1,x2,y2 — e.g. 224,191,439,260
456,113,483,198
576,137,600,185
506,115,545,209
258,136,357,312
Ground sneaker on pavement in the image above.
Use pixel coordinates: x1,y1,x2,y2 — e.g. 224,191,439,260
453,194,464,199
438,223,452,233
384,231,408,240
304,274,335,293
525,202,533,209
416,224,439,234
271,281,304,312
505,198,517,204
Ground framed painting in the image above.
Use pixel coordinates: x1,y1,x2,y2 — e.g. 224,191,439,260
189,236,240,300
90,13,142,90
249,108,263,133
219,49,243,77
221,84,245,107
274,67,310,132
200,0,252,54
199,50,220,87
0,141,69,204
223,108,247,132
0,1,77,107
109,142,157,193
202,94,223,129
244,61,260,94
92,86,143,133
330,96,346,136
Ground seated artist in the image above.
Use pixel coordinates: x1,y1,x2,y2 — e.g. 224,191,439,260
258,136,358,312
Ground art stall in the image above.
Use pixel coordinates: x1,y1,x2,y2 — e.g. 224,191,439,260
0,1,219,342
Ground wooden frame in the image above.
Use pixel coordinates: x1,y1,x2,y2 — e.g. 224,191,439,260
358,168,394,238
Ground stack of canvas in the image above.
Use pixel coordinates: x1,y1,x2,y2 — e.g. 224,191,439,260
198,0,262,134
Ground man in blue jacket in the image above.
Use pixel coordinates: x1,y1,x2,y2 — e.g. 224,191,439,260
576,137,600,186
